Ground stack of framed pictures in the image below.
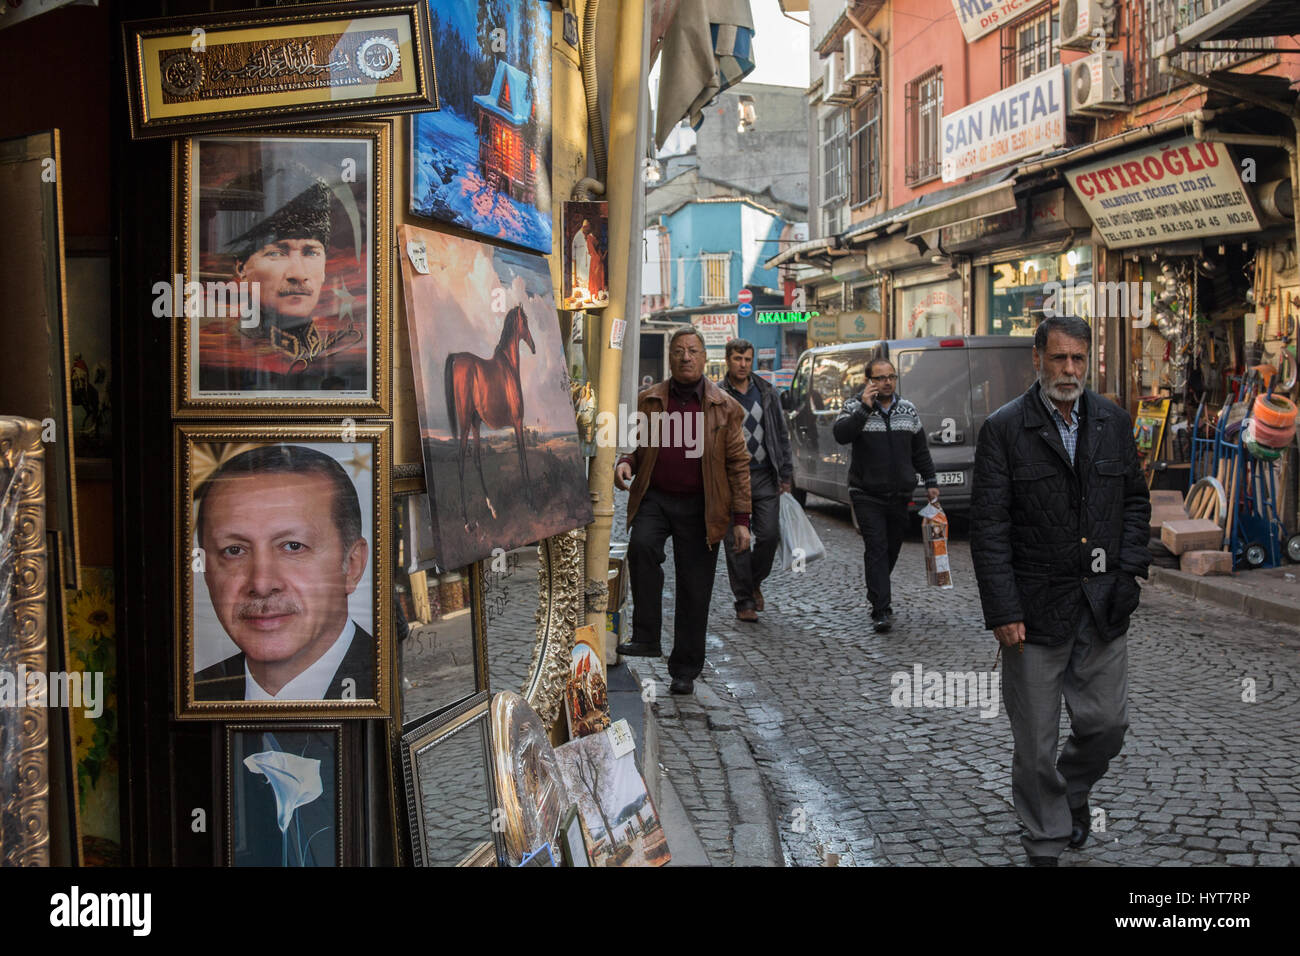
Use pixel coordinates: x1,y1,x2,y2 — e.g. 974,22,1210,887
120,0,597,868
118,0,446,868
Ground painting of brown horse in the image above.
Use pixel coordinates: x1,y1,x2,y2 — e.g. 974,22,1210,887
398,224,593,572
445,305,536,528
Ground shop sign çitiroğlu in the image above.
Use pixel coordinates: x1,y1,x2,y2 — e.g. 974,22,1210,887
950,0,1048,44
942,66,1064,182
1066,137,1261,249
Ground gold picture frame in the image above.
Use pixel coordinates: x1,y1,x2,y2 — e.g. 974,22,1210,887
122,0,438,140
172,121,392,418
0,417,49,866
175,423,392,719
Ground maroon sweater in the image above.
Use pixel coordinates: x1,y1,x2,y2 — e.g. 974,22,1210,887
620,377,749,527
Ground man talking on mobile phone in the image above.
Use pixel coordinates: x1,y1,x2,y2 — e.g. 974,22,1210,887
832,354,939,634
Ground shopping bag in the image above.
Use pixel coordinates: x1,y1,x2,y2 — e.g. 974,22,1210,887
776,492,825,570
918,502,953,589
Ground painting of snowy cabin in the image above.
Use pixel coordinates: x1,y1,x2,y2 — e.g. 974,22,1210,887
411,0,551,254
476,61,538,204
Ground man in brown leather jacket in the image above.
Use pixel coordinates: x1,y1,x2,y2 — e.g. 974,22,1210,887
614,327,752,695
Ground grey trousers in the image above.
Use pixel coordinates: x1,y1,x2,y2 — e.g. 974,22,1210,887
1000,607,1129,858
724,468,781,611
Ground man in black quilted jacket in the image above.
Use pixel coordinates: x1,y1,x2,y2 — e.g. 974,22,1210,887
832,354,939,633
971,315,1151,867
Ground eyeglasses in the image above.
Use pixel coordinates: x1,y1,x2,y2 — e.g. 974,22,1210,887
670,348,702,359
870,374,898,383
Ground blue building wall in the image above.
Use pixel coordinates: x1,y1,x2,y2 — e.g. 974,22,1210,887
660,199,788,361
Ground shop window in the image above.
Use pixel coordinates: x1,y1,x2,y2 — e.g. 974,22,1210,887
986,246,1093,336
905,68,943,186
850,282,882,312
896,279,962,339
850,91,882,207
1001,4,1058,87
700,253,730,305
1129,0,1266,102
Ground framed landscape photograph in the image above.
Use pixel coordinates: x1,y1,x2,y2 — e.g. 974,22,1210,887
174,122,391,416
410,0,551,252
175,424,391,719
123,1,437,140
226,723,344,867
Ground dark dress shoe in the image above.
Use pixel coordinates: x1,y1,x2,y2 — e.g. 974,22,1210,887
1027,855,1059,867
737,607,758,622
670,677,694,695
754,588,764,611
617,640,662,658
1069,802,1091,849
873,610,893,633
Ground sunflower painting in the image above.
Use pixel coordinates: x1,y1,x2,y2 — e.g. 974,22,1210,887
64,566,121,865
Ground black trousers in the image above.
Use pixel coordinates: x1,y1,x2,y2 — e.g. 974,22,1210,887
850,492,908,617
628,488,720,680
724,468,780,610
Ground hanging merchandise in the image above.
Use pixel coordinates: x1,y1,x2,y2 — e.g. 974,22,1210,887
410,0,553,252
562,201,610,310
396,224,595,570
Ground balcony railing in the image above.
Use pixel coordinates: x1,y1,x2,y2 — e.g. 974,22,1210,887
1129,0,1267,102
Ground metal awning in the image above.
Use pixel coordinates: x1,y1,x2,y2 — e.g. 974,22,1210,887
837,169,1018,245
903,179,1019,238
1153,0,1300,58
764,234,839,270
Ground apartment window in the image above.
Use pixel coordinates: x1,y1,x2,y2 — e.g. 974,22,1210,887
816,108,847,218
700,253,730,305
1001,4,1058,86
905,68,943,185
850,90,882,206
1130,0,1266,102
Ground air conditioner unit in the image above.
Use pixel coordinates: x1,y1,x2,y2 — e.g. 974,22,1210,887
823,51,853,104
843,30,879,83
1061,0,1111,51
1068,51,1125,114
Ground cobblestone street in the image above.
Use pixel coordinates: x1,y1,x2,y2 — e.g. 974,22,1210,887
614,491,1300,867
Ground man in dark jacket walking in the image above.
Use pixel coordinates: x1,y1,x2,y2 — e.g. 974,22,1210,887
971,315,1150,867
832,355,939,633
719,338,792,622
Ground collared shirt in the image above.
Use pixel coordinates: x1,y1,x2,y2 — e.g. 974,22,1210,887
1039,387,1081,465
245,619,356,701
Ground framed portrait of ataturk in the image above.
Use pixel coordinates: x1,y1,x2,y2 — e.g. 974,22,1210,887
175,423,391,719
172,122,391,416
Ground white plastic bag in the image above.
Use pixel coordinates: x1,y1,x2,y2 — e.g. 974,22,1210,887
777,493,825,570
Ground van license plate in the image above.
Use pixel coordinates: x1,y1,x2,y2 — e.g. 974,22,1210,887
937,472,964,486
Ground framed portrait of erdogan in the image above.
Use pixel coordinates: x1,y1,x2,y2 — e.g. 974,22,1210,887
171,122,391,417
175,423,392,719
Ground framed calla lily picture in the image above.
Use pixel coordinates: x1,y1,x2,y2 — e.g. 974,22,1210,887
226,723,346,867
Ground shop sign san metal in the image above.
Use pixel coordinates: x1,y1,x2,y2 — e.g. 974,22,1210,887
942,66,1065,182
1066,136,1262,249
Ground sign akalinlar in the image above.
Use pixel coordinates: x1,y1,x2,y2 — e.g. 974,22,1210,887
950,0,1047,44
1066,136,1261,249
942,66,1064,182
